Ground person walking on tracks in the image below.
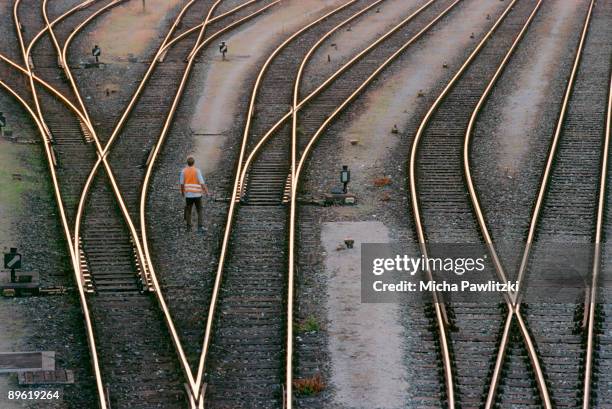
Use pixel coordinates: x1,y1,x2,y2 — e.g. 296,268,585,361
180,156,208,232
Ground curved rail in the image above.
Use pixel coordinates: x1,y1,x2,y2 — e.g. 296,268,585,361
134,2,280,406
65,0,157,300
14,0,53,142
460,0,557,406
9,0,231,406
181,3,364,406
5,0,274,407
465,1,594,406
288,1,462,407
11,1,113,406
0,56,100,130
41,0,97,68
163,0,261,58
407,0,527,405
290,0,386,174
70,0,234,404
238,0,441,197
0,78,109,406
583,67,612,409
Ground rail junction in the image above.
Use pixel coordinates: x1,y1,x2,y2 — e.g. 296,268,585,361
0,0,611,408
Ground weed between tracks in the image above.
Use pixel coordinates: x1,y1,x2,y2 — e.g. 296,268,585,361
293,373,325,396
297,315,321,333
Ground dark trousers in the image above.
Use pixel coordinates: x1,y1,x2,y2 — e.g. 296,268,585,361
184,197,203,227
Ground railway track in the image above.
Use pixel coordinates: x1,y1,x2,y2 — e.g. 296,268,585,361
159,0,475,407
409,0,612,407
13,1,193,407
185,2,492,407
593,70,612,407
2,0,279,407
196,3,389,407
409,0,547,406
464,0,611,407
2,1,610,409
65,1,279,407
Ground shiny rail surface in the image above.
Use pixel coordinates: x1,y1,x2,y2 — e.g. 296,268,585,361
407,0,553,406
192,3,378,407
583,64,612,409
288,0,462,406
462,1,596,407
3,1,610,408
2,0,277,407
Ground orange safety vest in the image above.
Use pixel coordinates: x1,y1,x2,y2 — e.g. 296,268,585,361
183,167,202,194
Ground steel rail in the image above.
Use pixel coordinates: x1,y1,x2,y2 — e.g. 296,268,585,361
0,0,98,116
65,1,271,406
460,0,554,406
407,0,525,406
60,0,161,299
583,66,612,409
11,1,113,406
185,3,363,406
13,0,53,142
476,2,595,407
7,1,255,407
238,0,438,197
12,0,227,406
68,0,238,404
41,0,99,68
510,0,595,301
137,2,281,406
0,79,108,408
288,0,443,404
289,2,462,407
290,0,387,178
160,0,258,58
135,0,229,401
0,56,101,140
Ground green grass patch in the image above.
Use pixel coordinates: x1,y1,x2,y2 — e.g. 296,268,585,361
297,315,321,333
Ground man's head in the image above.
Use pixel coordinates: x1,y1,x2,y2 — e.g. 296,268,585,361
187,156,195,166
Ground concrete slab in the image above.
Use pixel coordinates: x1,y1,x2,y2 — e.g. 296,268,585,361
322,221,408,409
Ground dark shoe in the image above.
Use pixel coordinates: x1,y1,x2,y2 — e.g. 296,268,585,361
186,224,192,231
197,226,205,234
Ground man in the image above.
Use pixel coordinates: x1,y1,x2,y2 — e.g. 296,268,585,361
180,156,208,232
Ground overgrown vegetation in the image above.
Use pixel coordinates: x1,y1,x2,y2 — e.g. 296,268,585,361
297,315,320,333
293,374,325,396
